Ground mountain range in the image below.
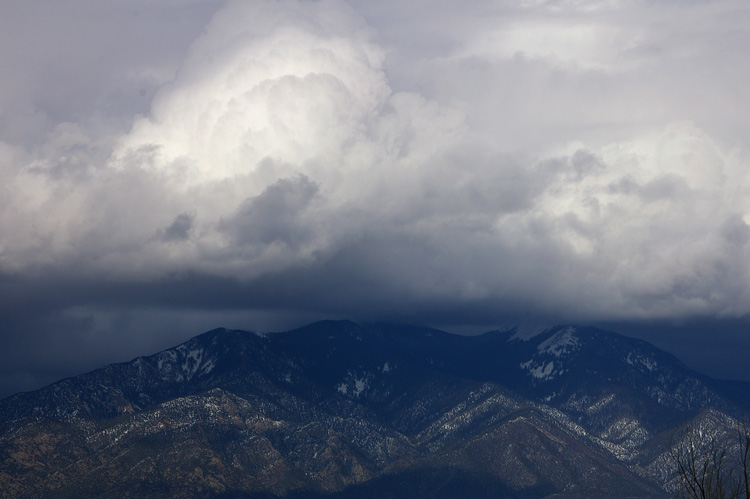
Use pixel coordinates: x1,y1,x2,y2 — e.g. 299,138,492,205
2,321,749,498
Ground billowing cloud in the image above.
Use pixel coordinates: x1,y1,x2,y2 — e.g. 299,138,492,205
2,0,750,394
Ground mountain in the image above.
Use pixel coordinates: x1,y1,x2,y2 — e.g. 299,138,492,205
2,321,749,498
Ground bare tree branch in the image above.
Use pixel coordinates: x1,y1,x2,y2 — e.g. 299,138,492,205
671,419,750,499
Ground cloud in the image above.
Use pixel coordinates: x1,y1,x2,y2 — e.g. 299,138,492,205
161,212,195,242
2,0,750,319
0,0,221,147
2,0,750,394
112,0,390,186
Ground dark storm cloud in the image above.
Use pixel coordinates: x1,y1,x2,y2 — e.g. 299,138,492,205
2,0,750,396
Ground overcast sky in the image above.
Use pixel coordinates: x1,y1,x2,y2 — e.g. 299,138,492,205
2,0,750,397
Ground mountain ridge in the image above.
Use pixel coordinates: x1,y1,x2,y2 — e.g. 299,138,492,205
1,321,747,498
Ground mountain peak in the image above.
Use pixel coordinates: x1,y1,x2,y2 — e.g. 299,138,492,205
506,324,554,341
2,321,749,498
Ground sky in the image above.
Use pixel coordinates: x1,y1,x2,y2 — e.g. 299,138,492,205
2,0,750,398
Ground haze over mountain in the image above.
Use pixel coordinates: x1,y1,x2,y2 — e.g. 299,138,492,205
2,1,750,404
3,321,750,498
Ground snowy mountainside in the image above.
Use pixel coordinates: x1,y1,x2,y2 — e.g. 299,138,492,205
1,321,748,498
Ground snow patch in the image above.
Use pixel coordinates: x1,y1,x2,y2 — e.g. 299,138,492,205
353,378,367,397
508,325,549,341
182,348,204,379
201,358,215,375
626,352,657,372
156,350,179,380
521,360,558,380
538,327,579,357
156,346,217,381
336,370,372,398
531,361,555,380
587,393,615,414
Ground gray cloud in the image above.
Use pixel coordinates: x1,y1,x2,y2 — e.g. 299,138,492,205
162,213,195,242
2,0,750,397
222,176,319,248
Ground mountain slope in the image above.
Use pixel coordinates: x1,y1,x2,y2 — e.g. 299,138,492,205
1,321,746,498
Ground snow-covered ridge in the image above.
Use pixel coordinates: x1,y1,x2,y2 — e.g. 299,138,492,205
537,327,579,357
518,327,580,382
508,325,550,341
154,341,217,382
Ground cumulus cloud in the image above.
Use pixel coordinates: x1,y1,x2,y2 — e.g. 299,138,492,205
113,0,390,185
2,0,750,393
